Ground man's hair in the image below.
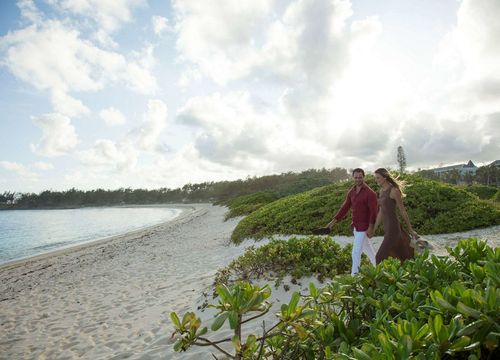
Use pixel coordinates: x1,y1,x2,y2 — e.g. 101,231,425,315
352,168,365,176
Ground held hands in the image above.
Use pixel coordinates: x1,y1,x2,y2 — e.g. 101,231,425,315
326,219,337,230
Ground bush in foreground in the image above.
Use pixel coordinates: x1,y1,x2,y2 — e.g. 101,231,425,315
214,236,353,287
231,175,500,244
170,239,499,359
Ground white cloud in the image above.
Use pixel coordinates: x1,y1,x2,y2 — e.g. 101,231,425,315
79,139,138,172
33,161,54,170
51,90,90,118
0,161,38,179
48,0,144,32
99,107,127,126
177,91,335,173
30,113,78,157
17,0,42,24
152,16,171,36
434,0,500,116
135,99,168,152
0,17,157,118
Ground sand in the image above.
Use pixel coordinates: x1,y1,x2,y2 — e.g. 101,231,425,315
1,204,498,360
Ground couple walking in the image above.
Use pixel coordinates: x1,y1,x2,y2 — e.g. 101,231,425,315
326,168,417,275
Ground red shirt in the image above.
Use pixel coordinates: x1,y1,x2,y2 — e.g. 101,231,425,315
334,183,378,231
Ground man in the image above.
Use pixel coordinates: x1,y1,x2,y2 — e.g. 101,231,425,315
326,168,377,275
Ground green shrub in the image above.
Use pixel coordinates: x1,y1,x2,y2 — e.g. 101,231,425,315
214,236,354,286
224,192,280,220
231,175,500,244
462,185,498,200
171,239,500,359
493,190,500,203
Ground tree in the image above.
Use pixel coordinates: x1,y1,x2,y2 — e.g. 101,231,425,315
397,145,407,173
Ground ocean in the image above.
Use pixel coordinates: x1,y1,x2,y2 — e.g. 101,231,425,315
0,206,182,264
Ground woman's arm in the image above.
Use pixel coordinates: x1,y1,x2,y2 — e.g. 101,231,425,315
391,188,417,238
368,207,382,238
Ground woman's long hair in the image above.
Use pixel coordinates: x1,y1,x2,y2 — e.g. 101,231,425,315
375,168,406,197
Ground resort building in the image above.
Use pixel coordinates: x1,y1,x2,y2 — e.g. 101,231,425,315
489,160,500,167
432,160,478,176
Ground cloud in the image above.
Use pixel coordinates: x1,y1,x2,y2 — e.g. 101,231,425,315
0,161,38,179
17,0,42,24
30,113,78,157
0,15,157,117
152,16,172,36
174,0,381,88
135,99,168,152
79,139,138,172
99,107,127,126
434,0,500,116
33,161,54,170
177,91,336,173
48,0,145,45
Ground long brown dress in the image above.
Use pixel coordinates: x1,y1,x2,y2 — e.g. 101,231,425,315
375,186,414,264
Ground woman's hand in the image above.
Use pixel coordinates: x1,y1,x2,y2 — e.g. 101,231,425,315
366,229,374,238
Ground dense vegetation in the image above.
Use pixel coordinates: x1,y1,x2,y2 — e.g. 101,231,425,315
171,239,500,359
231,175,500,244
462,185,499,200
215,237,355,286
0,168,349,209
223,192,281,220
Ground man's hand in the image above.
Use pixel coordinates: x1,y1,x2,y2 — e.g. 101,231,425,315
366,224,374,238
326,219,337,230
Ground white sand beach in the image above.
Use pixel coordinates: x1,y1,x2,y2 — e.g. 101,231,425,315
1,204,499,360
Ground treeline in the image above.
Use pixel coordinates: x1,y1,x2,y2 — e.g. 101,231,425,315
416,163,500,186
0,168,350,209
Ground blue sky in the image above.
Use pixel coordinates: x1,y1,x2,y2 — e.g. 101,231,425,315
1,0,499,192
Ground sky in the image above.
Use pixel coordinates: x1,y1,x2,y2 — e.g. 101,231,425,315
0,0,499,193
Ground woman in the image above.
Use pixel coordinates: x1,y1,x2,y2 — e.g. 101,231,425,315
368,168,418,264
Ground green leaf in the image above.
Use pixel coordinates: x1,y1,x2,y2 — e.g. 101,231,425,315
433,315,443,337
246,334,257,348
352,347,372,360
456,319,487,337
456,302,481,319
216,284,232,303
232,335,241,352
309,282,318,298
211,312,229,331
197,327,208,337
288,292,300,314
228,311,239,329
170,312,181,329
174,340,183,352
435,296,456,312
416,324,430,340
449,336,471,351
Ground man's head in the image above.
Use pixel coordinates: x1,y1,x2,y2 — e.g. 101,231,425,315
352,168,365,187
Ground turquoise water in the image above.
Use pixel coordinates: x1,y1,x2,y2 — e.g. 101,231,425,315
0,207,182,264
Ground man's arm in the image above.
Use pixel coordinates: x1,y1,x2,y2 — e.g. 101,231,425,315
366,191,378,238
327,192,351,229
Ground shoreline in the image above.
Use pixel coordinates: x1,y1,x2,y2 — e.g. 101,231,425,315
0,204,250,359
0,204,197,270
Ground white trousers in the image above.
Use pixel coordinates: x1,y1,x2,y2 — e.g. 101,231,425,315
351,228,377,275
